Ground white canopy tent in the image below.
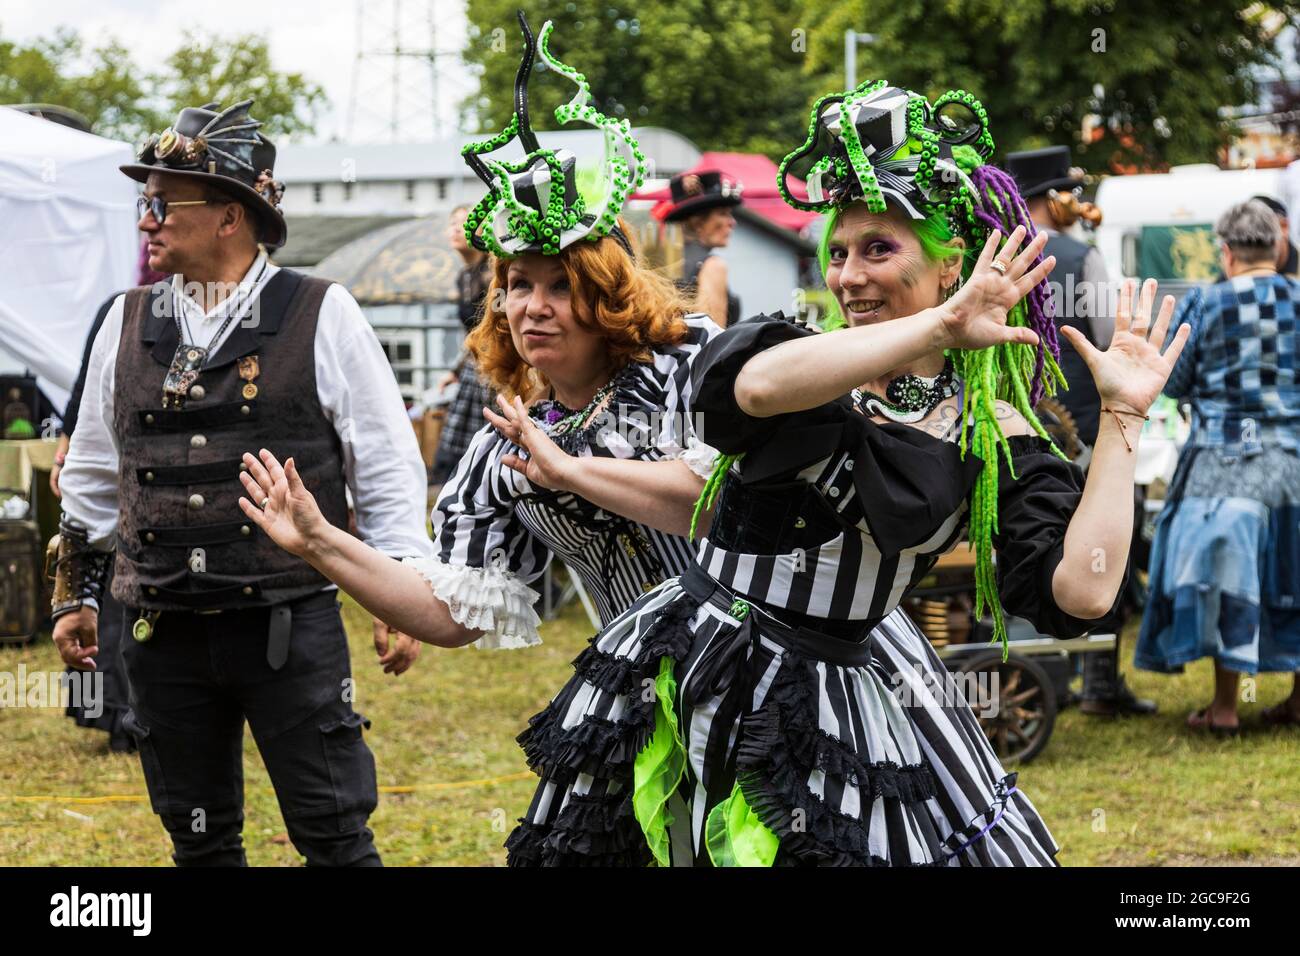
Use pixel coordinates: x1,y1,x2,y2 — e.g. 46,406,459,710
0,107,138,419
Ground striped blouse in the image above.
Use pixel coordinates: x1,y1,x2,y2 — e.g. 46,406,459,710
404,314,722,648
690,315,1120,637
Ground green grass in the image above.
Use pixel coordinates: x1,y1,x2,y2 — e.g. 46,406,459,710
2,607,1299,866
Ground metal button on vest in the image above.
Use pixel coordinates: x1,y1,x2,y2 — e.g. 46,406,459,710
144,471,154,482
240,405,251,415
148,586,158,596
240,524,251,536
845,459,855,470
828,486,841,498
794,517,806,529
144,413,155,425
145,532,156,542
191,434,207,448
188,493,205,510
242,586,253,596
189,385,206,400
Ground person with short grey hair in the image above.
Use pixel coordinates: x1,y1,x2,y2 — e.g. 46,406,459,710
1216,199,1283,268
1138,196,1300,733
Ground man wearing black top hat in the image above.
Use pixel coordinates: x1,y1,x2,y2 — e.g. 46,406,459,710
661,170,744,328
50,100,434,865
1007,145,1156,719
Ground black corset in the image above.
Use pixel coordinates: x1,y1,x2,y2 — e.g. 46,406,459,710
709,474,849,558
705,475,879,641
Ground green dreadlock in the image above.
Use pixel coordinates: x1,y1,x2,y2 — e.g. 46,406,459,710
690,452,742,540
809,148,1069,657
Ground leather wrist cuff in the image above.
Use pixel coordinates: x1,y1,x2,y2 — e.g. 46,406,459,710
47,520,113,619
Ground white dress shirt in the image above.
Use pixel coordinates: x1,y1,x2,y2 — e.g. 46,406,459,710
60,252,435,562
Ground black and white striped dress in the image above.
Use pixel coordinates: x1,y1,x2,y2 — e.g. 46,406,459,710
508,316,1116,866
403,314,721,648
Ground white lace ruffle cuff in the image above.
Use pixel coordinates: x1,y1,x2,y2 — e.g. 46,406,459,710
680,435,721,479
402,557,542,650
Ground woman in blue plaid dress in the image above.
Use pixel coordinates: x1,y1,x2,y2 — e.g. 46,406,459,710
1137,199,1300,733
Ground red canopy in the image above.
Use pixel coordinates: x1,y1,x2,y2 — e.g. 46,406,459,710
634,151,818,235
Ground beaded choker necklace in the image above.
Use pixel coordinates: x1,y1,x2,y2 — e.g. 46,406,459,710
530,366,635,454
858,357,959,424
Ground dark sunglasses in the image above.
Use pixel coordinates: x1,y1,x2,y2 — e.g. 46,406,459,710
137,195,213,225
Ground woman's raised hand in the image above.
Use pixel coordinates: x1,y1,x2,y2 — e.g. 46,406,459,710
483,394,577,491
239,449,328,558
1060,277,1191,418
938,225,1056,351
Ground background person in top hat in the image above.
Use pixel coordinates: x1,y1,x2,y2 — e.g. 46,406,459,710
50,99,435,866
661,170,743,328
1007,144,1156,719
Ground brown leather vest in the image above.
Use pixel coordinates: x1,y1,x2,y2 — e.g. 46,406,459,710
109,269,350,610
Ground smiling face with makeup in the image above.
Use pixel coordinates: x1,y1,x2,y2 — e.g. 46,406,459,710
825,203,964,328
504,253,610,403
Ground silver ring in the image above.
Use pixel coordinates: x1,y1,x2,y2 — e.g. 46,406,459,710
259,497,270,510
990,259,1009,275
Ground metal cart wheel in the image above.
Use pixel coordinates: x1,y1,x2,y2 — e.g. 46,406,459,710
956,651,1057,764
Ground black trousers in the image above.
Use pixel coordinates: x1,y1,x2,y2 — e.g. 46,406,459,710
119,590,381,866
65,568,131,740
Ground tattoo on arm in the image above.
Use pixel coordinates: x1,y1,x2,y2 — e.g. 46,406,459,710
919,401,960,438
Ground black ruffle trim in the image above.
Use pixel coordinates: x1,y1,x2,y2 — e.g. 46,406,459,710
569,644,644,697
509,590,700,866
506,790,654,867
516,590,697,783
511,587,952,867
734,651,943,867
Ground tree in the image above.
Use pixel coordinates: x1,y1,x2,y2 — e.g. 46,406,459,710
795,0,1300,173
0,28,157,139
157,32,326,139
462,0,817,157
0,28,326,144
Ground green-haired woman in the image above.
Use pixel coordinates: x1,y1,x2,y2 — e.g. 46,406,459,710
504,81,1188,867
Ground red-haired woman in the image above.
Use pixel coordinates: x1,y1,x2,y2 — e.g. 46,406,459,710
232,8,726,647
235,213,721,648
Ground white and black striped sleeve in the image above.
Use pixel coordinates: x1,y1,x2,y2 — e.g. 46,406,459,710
402,425,552,649
654,313,723,477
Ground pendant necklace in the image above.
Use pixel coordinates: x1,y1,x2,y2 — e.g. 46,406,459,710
161,258,269,408
857,357,959,424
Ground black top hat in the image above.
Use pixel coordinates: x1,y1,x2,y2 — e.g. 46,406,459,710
120,100,287,249
662,171,743,222
1004,146,1084,199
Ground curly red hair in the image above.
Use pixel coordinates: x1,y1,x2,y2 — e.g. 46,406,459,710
467,221,693,400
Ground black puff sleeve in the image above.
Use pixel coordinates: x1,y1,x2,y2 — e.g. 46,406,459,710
689,316,823,456
992,435,1129,639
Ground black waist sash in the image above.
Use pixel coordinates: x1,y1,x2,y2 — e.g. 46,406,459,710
679,562,873,667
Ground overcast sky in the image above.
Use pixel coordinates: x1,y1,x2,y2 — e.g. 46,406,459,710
0,0,476,143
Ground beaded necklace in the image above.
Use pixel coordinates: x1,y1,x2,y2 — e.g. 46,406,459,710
857,356,958,424
529,365,635,454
